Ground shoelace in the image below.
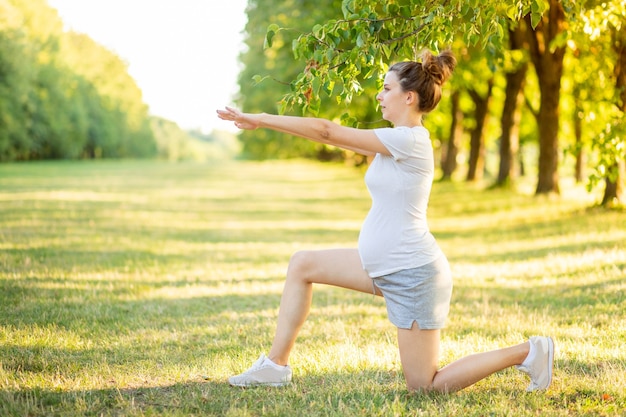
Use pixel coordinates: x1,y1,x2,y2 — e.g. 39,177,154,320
243,356,267,373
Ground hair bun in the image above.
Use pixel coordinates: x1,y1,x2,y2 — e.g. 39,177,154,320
421,50,456,86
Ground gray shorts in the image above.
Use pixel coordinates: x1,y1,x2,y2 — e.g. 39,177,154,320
372,255,453,330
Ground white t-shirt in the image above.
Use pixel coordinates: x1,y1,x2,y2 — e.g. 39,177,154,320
358,126,442,278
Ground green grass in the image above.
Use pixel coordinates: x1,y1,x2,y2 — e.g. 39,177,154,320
0,159,624,416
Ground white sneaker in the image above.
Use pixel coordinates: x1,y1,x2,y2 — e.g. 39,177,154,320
516,336,555,391
228,354,292,387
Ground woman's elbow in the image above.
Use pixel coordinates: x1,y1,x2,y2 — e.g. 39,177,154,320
315,120,336,143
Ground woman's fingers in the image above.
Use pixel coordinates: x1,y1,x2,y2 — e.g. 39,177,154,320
216,107,237,121
216,107,256,130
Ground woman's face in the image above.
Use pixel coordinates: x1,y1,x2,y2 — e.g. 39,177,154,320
377,71,407,123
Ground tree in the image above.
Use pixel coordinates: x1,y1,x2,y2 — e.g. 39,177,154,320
566,0,625,206
239,0,390,162
0,26,36,160
238,0,351,160
524,0,567,195
59,31,156,158
605,26,626,206
496,24,529,187
465,61,494,182
440,90,463,180
256,0,625,206
0,0,40,160
270,0,559,189
0,0,156,161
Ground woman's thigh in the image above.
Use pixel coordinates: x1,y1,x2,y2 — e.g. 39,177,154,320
289,248,382,296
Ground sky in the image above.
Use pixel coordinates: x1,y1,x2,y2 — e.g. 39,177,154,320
47,0,248,133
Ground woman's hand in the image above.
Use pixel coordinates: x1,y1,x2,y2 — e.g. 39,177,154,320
216,106,260,130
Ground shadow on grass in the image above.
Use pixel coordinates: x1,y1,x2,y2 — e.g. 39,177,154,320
2,265,622,341
557,358,626,379
5,364,624,417
0,279,283,332
1,248,624,339
453,272,626,308
433,206,609,240
0,369,501,416
445,236,625,264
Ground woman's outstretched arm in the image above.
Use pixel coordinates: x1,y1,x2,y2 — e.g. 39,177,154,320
216,106,389,156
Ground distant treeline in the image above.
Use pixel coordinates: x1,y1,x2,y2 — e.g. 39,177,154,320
0,0,237,162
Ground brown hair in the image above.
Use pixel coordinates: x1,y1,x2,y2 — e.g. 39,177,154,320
388,50,456,113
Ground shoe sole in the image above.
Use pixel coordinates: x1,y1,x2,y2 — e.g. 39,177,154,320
545,336,555,389
229,380,290,387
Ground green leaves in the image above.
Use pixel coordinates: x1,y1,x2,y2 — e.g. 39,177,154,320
0,0,156,161
530,0,550,28
268,0,531,115
252,74,270,85
265,23,280,48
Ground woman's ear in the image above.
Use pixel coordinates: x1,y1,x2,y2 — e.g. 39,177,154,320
406,91,417,105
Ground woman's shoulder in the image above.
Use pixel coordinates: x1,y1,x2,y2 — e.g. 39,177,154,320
411,126,430,141
375,125,429,134
374,126,431,161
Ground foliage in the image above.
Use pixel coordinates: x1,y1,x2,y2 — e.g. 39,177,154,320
0,159,625,416
238,0,344,160
0,0,157,160
566,0,626,193
271,0,550,115
151,118,241,162
59,31,156,158
248,0,624,200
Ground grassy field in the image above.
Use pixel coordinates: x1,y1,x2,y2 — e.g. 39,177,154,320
0,159,624,417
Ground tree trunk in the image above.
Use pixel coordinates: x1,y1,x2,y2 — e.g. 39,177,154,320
601,26,626,206
466,80,493,182
496,26,528,187
573,91,585,183
517,143,526,177
441,90,463,180
601,161,625,206
525,0,567,195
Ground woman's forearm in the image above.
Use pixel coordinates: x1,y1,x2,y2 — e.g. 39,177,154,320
257,113,336,145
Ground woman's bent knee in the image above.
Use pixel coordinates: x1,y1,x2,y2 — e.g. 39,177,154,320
287,250,316,282
405,374,436,393
406,373,455,394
